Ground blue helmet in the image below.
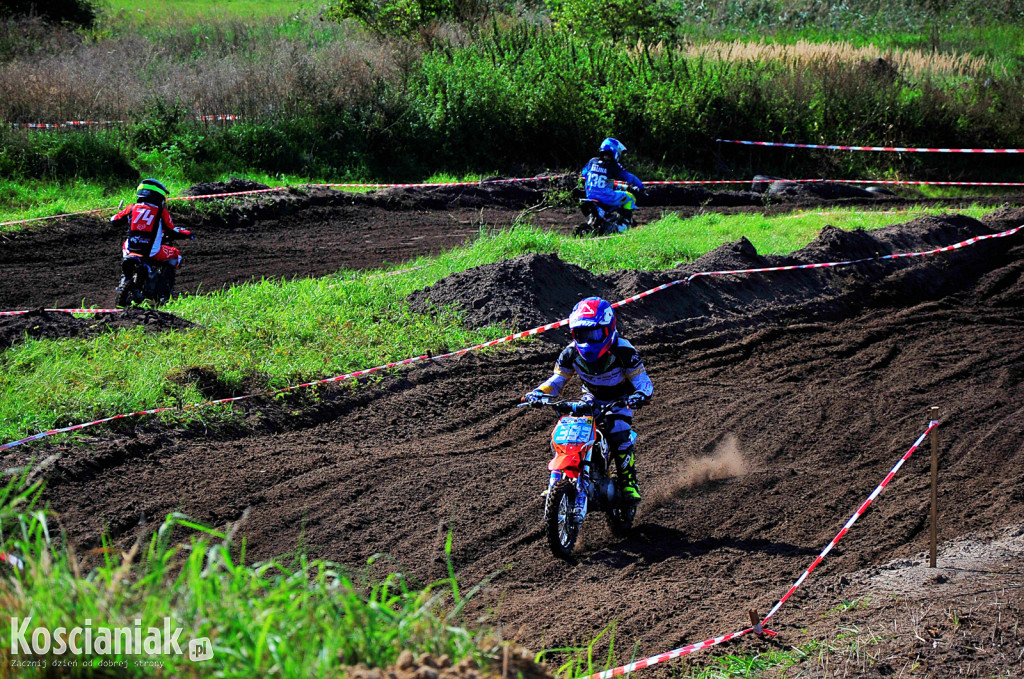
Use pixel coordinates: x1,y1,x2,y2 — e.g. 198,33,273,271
569,297,617,363
599,138,627,161
137,178,169,206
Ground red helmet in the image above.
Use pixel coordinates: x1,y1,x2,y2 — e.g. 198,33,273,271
569,297,617,363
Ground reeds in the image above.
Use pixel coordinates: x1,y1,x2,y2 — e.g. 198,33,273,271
0,17,404,123
682,39,992,80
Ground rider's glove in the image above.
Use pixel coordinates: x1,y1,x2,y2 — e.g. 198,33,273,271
523,390,546,404
177,229,195,241
625,392,648,408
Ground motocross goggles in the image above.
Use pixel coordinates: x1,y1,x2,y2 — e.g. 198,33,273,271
572,326,608,344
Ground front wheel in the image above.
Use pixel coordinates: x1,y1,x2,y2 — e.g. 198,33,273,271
544,479,580,559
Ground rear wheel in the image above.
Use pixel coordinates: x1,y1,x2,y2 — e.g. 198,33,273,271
606,502,636,537
115,278,137,308
544,479,580,559
574,216,600,237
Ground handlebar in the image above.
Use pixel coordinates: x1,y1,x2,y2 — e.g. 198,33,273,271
517,398,625,417
612,181,645,197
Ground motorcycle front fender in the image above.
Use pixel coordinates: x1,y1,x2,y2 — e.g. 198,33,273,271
548,452,580,478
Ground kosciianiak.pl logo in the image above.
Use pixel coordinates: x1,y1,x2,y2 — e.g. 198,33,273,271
9,617,214,662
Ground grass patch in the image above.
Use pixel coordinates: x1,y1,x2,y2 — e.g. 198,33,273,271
100,0,321,26
685,642,825,678
540,620,826,679
0,475,490,676
0,204,996,446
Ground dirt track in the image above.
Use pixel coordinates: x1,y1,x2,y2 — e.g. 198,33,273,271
2,179,1022,310
3,189,1024,676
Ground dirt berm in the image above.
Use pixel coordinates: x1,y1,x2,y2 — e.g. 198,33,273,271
4,208,1024,676
408,213,1010,343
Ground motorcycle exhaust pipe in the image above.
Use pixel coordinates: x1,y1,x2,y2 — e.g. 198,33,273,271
598,478,619,507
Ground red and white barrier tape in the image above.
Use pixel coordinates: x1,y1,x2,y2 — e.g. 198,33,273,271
169,187,288,202
316,174,552,189
9,221,1018,318
0,189,289,229
9,120,127,129
0,313,568,452
762,420,938,624
717,139,1024,154
0,207,110,228
680,224,1024,284
646,178,1024,186
575,420,938,679
7,174,1024,230
1,224,1018,451
10,116,238,129
0,177,551,229
577,626,765,679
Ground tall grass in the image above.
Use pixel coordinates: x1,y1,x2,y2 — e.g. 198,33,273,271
0,204,996,446
0,475,490,677
2,9,1024,184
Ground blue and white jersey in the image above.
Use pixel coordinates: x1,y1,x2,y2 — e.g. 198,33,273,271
581,156,643,205
536,337,653,403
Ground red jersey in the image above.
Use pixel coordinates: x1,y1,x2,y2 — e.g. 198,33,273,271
111,202,185,257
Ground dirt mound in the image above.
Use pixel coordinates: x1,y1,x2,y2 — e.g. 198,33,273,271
405,215,996,341
0,307,195,350
643,185,763,207
368,175,572,210
766,180,879,200
407,252,613,331
980,205,1024,232
181,177,271,196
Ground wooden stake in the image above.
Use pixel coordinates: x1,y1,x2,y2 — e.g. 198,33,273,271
929,406,940,569
748,609,764,636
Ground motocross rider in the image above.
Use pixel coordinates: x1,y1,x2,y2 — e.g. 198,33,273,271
581,138,645,228
110,178,193,290
524,297,653,502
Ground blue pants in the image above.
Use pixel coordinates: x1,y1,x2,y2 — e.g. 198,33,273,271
588,189,636,212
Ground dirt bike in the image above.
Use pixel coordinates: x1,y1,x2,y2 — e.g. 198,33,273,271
574,182,644,237
519,397,638,559
115,235,193,307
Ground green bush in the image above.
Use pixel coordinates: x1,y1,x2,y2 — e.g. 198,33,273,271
0,129,136,181
131,101,194,151
47,132,137,180
323,0,458,36
545,0,678,42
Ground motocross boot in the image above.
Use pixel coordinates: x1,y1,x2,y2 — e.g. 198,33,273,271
621,208,634,228
162,264,177,302
616,445,641,503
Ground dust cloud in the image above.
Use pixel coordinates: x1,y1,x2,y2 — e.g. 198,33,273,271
644,434,748,511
